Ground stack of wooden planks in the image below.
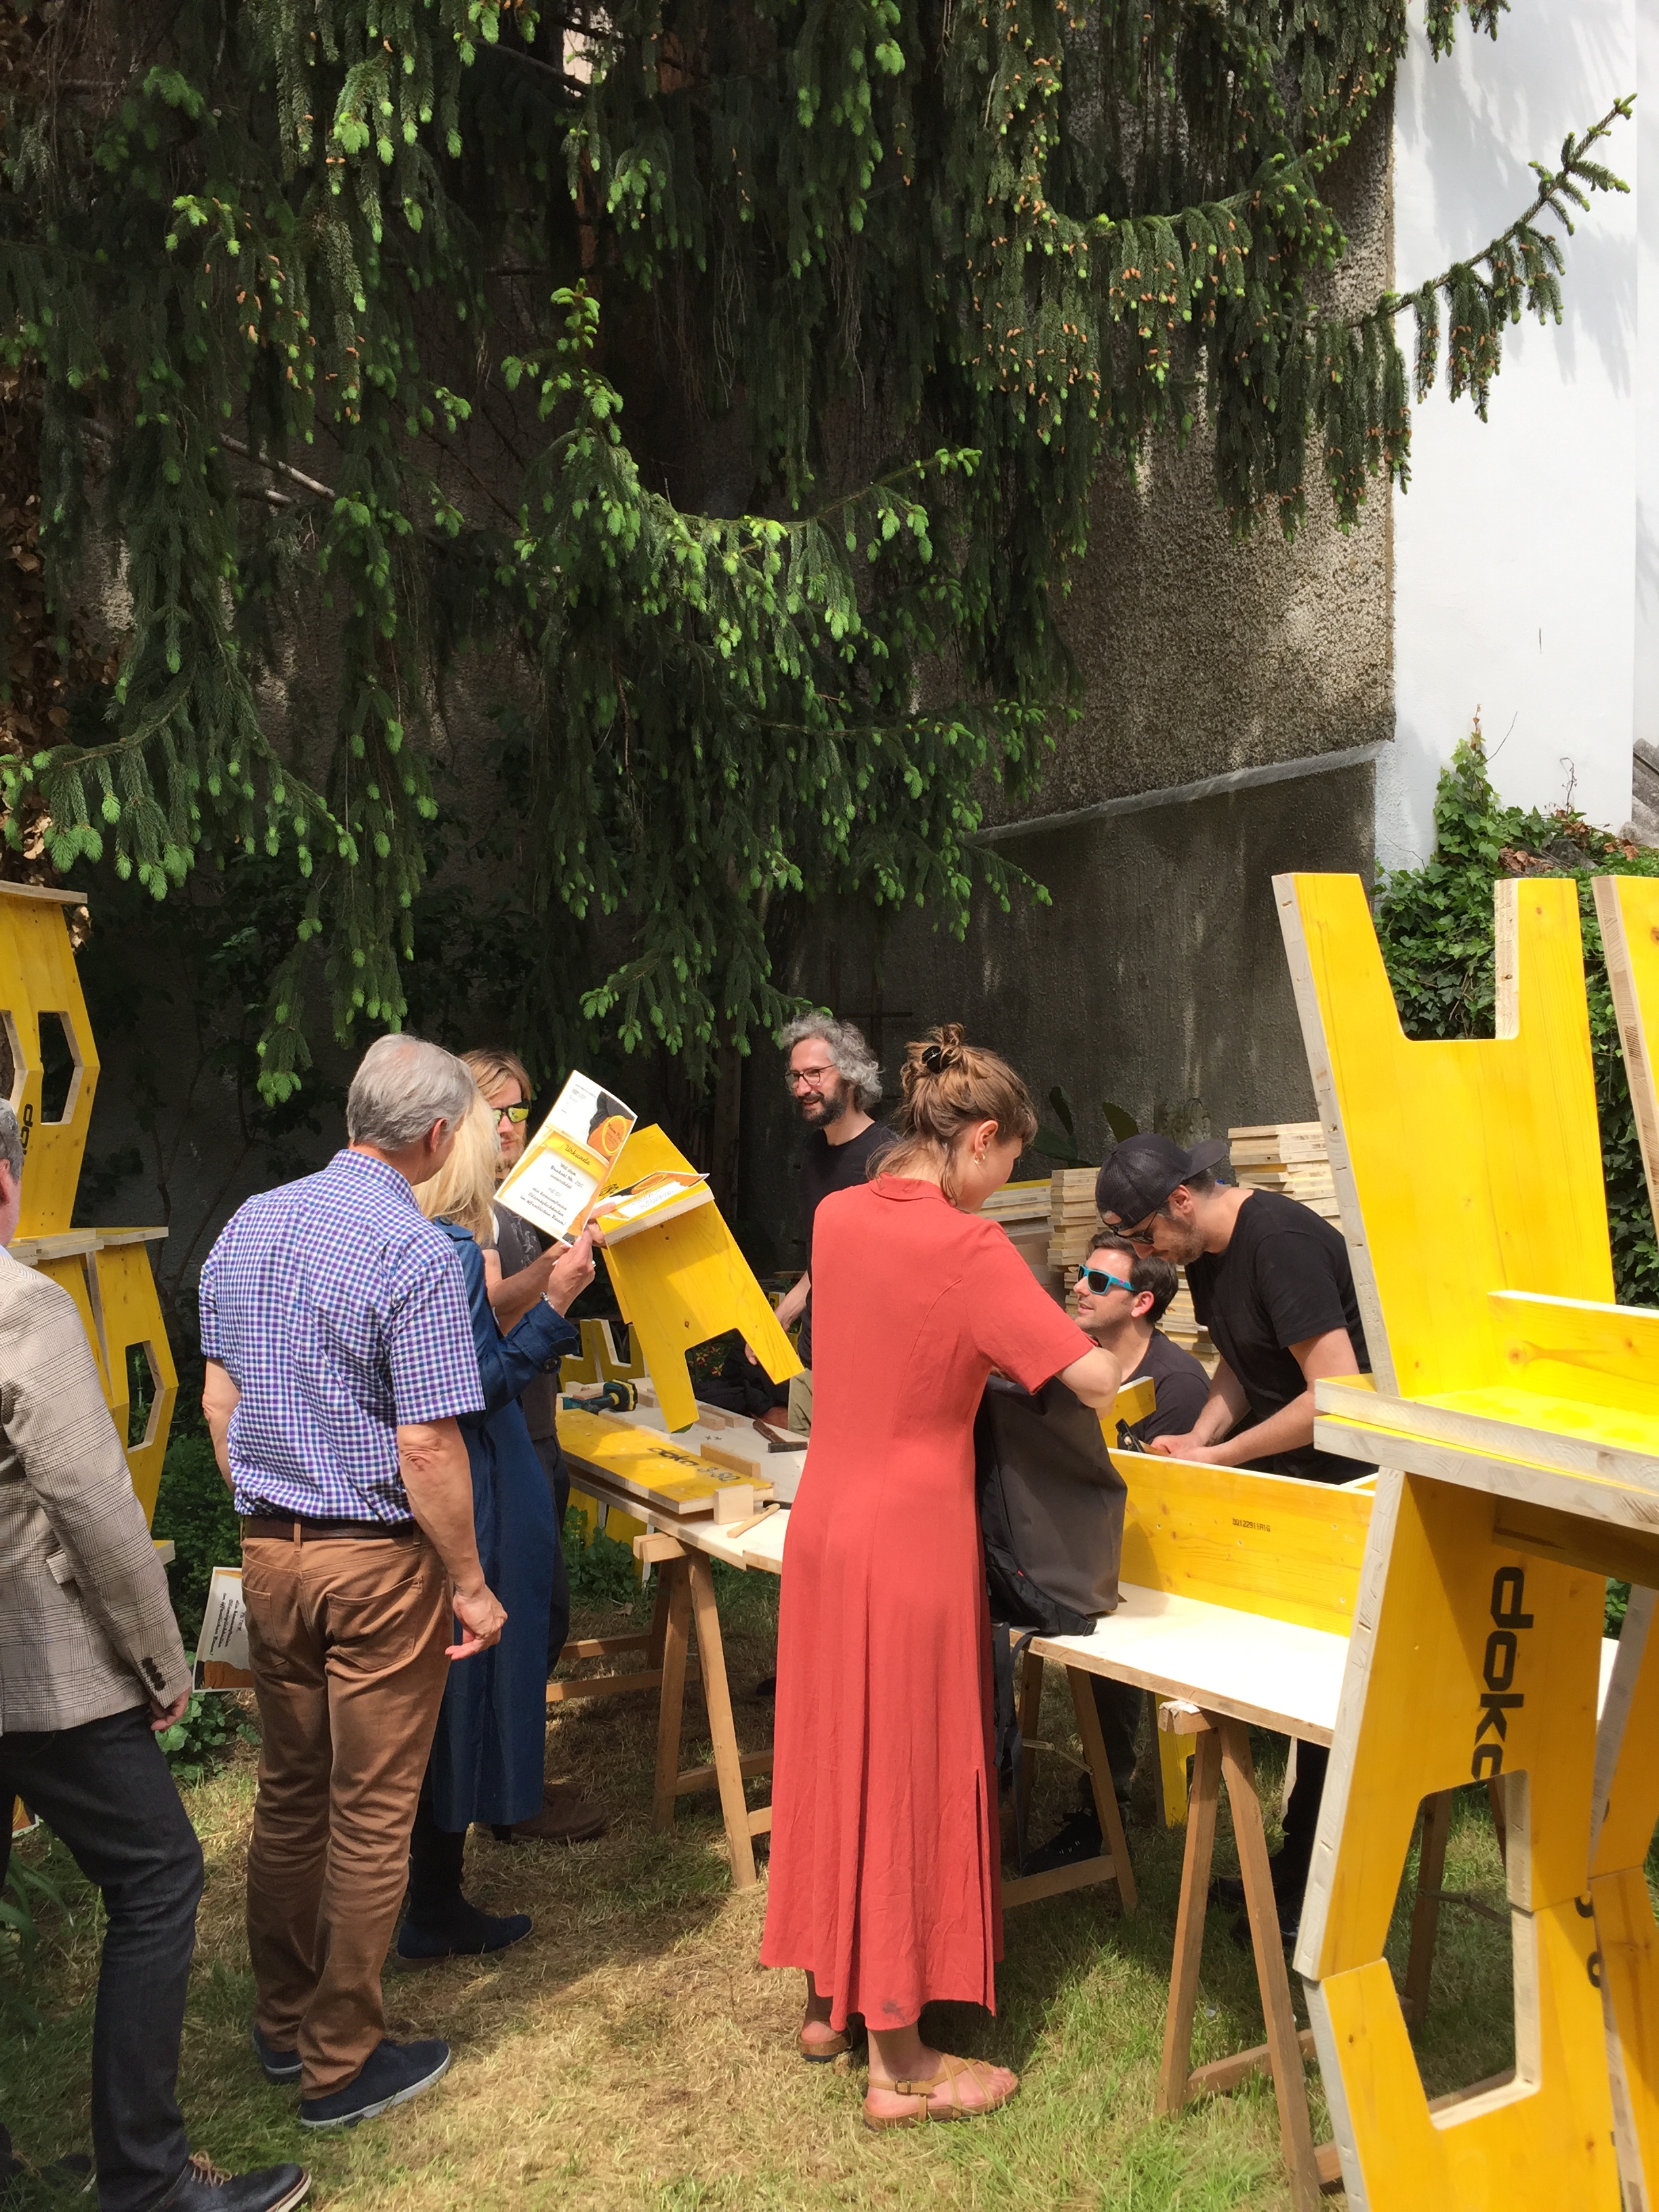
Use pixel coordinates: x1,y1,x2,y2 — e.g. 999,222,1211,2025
1048,1166,1102,1273
1228,1122,1340,1224
1158,1274,1217,1372
985,1175,1062,1295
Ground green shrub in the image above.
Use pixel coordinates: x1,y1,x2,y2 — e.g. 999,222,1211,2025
155,1692,257,1785
152,1435,241,1647
1374,731,1659,1308
563,1507,644,1612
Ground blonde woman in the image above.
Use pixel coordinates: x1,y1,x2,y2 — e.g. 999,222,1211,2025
400,1096,597,1961
761,1027,1123,2127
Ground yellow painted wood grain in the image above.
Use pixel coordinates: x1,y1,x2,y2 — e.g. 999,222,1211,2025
600,1126,800,1432
1279,873,1612,1401
1118,1455,1370,1637
0,886,100,1237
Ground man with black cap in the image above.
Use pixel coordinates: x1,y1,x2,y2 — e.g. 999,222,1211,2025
1094,1131,1369,1938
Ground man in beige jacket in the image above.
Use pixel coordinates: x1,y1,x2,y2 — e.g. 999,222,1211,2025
0,1101,306,2212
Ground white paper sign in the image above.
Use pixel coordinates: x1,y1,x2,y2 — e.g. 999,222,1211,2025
192,1566,254,1690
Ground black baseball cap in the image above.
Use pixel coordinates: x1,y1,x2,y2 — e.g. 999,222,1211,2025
1094,1134,1231,1229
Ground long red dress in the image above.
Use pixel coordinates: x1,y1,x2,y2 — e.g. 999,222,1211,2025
760,1175,1094,2030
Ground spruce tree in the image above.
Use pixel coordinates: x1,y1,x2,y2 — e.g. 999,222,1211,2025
0,1,1632,1106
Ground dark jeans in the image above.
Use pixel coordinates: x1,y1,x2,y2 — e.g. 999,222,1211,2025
406,1778,466,1922
1276,1741,1330,1904
0,1706,203,2212
1089,1677,1145,1805
534,1437,571,1671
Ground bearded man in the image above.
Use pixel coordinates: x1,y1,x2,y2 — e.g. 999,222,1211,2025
772,1017,895,1432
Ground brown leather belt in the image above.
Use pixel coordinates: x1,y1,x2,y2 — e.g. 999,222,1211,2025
241,1513,419,1542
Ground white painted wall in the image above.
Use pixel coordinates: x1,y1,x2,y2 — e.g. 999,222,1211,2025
1380,0,1641,871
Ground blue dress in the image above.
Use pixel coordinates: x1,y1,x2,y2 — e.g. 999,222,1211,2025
426,1221,579,1831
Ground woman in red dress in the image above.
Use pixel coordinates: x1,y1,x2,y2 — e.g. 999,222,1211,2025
760,1027,1124,2129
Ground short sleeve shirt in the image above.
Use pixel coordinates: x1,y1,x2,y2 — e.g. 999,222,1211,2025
199,1149,485,1521
1124,1328,1211,1446
1185,1190,1368,1482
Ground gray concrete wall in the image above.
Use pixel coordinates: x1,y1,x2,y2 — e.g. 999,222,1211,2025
740,759,1378,1267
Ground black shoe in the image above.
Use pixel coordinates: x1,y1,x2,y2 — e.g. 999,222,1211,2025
754,1675,777,1700
298,2037,451,2130
1023,1804,1105,1875
157,2152,310,2212
1229,1898,1301,1948
250,2022,302,2083
396,1900,531,1966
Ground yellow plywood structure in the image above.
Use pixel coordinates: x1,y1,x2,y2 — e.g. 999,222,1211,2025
0,884,99,1237
1275,871,1659,2212
1278,871,1614,1398
601,1124,800,1432
1,886,176,1529
1119,1453,1370,1639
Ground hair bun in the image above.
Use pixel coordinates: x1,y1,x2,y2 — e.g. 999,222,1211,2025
906,1024,967,1086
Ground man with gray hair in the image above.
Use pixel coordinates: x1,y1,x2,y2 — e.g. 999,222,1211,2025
199,1034,504,2131
772,1016,894,1431
1,1103,308,2212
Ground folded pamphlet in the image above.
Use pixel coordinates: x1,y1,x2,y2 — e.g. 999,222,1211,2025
495,1072,638,1242
590,1168,713,1242
192,1565,255,1690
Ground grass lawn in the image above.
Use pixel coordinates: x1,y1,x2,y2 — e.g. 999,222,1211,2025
2,1568,1526,2212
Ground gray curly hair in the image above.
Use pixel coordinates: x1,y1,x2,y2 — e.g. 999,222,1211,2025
778,1015,883,1113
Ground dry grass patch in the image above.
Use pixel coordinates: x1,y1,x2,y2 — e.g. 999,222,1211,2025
3,1572,1525,2211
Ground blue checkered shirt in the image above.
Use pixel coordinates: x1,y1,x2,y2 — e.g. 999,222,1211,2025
199,1149,485,1522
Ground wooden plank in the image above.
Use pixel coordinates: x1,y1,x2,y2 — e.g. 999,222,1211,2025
652,1562,695,1830
1070,1664,1136,1912
1402,1790,1453,2028
1595,875,1659,1222
685,1551,756,1887
1017,1650,1044,1853
0,880,87,905
1155,1725,1221,2117
546,1668,663,1702
1216,1716,1322,2212
1189,2028,1317,2099
558,1631,653,1660
674,1750,773,1797
1002,1852,1126,1910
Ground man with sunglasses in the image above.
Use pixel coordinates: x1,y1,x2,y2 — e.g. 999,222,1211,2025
1026,1235,1210,1871
1073,1237,1209,1448
1094,1131,1370,1940
461,1048,606,1846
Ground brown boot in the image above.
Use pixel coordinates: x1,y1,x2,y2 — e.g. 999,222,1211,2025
503,1782,607,1844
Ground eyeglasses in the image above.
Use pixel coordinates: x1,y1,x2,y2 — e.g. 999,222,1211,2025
1111,1212,1162,1248
494,1103,531,1126
786,1066,838,1091
1078,1267,1134,1296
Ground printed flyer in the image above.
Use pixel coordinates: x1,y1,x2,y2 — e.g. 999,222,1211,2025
495,1072,636,1242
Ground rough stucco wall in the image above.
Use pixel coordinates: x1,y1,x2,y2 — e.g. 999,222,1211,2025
739,102,1397,1256
1006,94,1395,817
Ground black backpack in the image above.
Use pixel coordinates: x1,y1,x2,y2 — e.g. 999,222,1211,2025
975,1374,1129,1837
975,1372,1128,1636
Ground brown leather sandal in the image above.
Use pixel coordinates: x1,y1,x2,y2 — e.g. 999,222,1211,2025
862,2052,1019,2132
796,2020,861,2062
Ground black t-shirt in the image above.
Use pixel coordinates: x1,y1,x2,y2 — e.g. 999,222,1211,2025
796,1120,897,1366
1186,1189,1369,1483
1124,1328,1211,1446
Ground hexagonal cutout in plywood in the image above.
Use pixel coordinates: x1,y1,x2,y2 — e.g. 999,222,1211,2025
0,1008,20,1109
35,1009,85,1125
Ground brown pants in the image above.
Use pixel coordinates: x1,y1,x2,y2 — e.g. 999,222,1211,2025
241,1529,451,2095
